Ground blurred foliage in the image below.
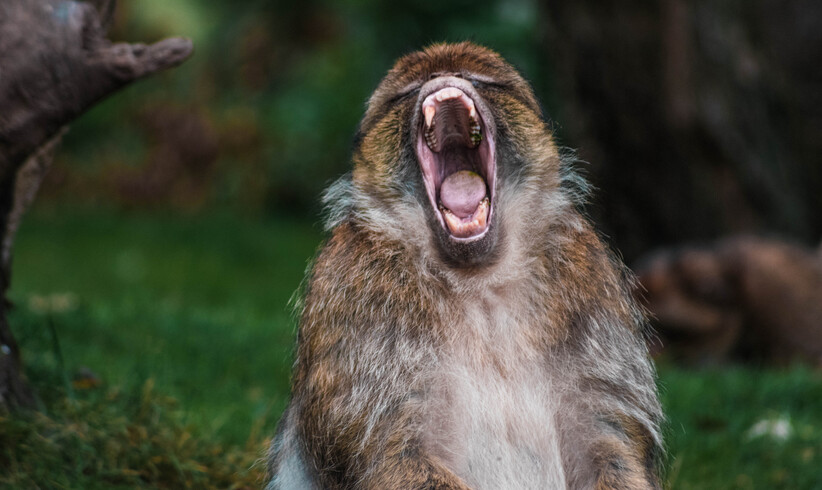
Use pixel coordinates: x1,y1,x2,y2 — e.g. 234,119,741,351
45,0,547,216
0,379,265,489
7,209,321,446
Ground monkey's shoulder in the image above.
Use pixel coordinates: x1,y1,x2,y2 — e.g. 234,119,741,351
307,222,422,296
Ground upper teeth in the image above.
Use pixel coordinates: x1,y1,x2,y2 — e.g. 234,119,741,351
422,87,482,151
424,105,437,127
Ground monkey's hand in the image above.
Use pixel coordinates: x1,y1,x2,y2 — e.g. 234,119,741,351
0,0,192,172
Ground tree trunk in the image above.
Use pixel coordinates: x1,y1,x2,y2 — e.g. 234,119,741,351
0,133,62,409
0,0,192,411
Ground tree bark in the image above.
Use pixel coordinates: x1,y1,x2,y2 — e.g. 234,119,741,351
0,0,192,410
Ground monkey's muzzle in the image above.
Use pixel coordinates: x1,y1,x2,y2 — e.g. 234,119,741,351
415,78,496,242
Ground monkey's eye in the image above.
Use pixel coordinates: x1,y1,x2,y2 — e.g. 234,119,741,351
389,83,421,104
464,74,505,89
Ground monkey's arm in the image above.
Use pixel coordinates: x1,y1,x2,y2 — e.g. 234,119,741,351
288,224,471,489
548,233,663,489
589,418,661,490
293,325,471,490
563,351,662,489
556,398,661,490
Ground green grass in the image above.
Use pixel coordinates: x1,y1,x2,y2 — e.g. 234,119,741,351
3,208,822,488
660,365,822,489
7,208,322,448
1,379,263,489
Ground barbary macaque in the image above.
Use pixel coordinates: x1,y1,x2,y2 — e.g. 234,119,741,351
636,237,822,366
268,43,663,489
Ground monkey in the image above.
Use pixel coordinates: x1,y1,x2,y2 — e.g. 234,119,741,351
636,236,822,366
267,42,663,489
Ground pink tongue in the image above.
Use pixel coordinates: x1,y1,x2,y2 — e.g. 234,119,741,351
440,170,487,218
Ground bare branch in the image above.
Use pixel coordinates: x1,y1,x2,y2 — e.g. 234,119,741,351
0,0,193,175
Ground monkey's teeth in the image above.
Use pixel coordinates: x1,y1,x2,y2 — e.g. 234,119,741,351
422,86,483,152
424,105,436,127
440,198,490,238
425,126,439,151
423,88,477,120
435,87,464,102
469,116,482,147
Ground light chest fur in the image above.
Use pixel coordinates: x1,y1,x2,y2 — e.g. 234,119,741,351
422,284,566,489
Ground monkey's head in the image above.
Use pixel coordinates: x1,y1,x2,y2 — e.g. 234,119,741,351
340,42,561,267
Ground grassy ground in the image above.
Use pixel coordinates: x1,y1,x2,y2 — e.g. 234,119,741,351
3,208,822,488
660,366,822,489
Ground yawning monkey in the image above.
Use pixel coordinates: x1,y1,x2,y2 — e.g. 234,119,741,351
267,42,663,489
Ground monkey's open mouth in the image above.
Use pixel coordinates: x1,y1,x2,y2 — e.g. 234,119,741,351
415,86,496,241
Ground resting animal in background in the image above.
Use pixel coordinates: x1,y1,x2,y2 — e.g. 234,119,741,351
636,237,822,366
267,42,663,489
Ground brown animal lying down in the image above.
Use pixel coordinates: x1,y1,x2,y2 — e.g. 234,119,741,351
635,237,822,366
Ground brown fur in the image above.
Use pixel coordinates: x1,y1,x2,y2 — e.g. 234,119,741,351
637,236,822,366
268,42,662,489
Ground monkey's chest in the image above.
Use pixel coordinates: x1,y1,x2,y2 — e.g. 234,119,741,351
422,360,566,489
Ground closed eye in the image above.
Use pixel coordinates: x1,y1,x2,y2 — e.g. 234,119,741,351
389,82,421,104
464,73,509,90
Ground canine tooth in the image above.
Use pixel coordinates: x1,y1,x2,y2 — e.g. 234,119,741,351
442,208,462,234
477,198,489,227
424,105,436,127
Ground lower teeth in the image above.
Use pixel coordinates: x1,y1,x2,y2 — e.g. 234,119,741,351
440,198,490,237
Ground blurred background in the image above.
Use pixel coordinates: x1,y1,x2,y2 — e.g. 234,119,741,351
41,0,547,221
5,0,822,488
37,0,822,261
